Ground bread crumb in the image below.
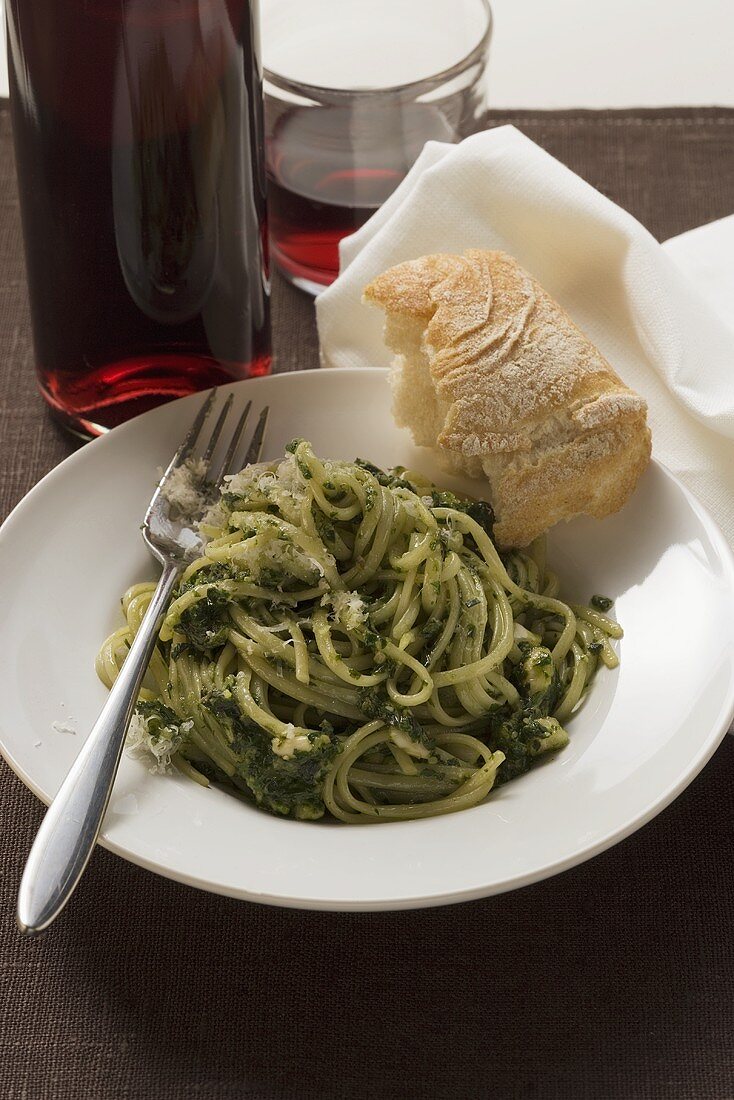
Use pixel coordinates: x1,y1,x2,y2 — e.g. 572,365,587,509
51,719,77,735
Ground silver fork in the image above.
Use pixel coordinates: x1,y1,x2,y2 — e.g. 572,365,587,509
16,390,269,937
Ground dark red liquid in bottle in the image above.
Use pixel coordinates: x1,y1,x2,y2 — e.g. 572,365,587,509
266,103,457,293
7,0,271,436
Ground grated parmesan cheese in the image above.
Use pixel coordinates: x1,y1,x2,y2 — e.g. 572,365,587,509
126,711,189,774
198,499,229,533
226,520,331,588
223,460,274,497
321,589,368,632
160,457,207,517
226,455,308,521
271,722,314,759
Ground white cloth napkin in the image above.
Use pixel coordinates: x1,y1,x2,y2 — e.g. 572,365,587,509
316,126,734,549
663,213,734,339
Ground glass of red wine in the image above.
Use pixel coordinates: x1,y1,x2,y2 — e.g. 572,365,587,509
6,0,271,438
263,0,492,296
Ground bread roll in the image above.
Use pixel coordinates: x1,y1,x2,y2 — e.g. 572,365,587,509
363,250,651,548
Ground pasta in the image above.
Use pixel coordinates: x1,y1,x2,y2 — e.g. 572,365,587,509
97,441,622,823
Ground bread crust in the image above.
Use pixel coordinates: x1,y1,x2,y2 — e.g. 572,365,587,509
364,250,651,547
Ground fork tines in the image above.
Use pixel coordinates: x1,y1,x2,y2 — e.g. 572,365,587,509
163,389,269,495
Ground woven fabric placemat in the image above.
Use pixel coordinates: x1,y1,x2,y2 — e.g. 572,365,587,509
0,104,733,1100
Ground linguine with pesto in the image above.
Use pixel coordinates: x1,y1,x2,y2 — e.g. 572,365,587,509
97,441,621,823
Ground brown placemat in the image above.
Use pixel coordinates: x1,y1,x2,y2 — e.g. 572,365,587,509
1,104,733,1100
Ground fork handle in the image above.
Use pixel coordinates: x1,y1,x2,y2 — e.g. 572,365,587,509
16,560,182,936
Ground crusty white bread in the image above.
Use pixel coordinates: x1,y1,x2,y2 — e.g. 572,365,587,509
363,250,651,548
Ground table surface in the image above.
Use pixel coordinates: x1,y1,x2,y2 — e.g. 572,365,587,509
1,105,733,1099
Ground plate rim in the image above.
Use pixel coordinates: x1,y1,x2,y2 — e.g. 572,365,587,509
1,368,733,911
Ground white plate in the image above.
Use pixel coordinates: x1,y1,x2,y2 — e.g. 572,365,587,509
1,368,733,911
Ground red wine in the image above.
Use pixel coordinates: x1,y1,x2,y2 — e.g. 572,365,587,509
267,173,394,290
266,103,457,293
7,0,271,436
